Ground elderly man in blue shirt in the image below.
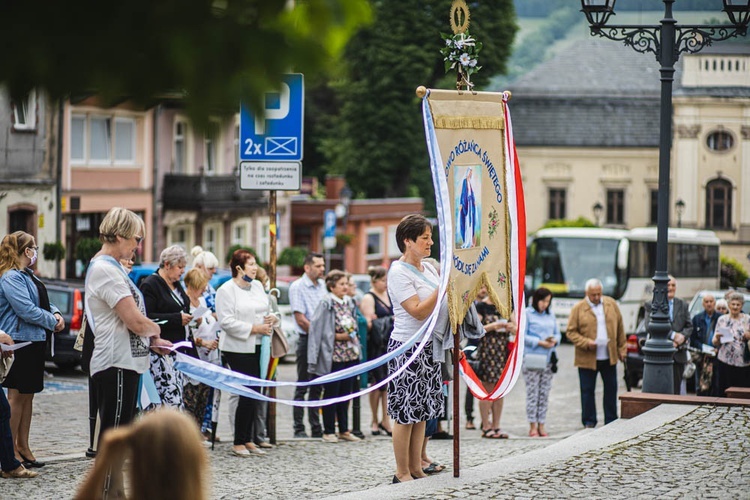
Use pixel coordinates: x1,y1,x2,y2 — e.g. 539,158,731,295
691,293,721,395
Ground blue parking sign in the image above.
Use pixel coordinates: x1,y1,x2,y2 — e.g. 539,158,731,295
240,74,304,162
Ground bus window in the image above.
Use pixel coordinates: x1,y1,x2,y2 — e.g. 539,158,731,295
527,237,621,298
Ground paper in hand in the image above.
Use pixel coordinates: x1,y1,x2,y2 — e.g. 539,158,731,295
716,326,734,344
0,341,32,352
191,305,209,318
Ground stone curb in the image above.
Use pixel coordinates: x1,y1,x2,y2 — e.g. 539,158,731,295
328,403,696,500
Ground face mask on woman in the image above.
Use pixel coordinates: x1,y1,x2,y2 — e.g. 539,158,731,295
241,274,254,284
28,247,37,267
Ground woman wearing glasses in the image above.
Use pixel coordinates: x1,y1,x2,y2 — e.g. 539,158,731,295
86,208,167,441
0,231,65,470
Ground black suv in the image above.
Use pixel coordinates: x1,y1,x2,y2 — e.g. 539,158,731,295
45,280,85,369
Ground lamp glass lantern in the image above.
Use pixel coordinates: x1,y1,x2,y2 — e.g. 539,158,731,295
723,0,750,27
580,0,616,27
593,201,604,225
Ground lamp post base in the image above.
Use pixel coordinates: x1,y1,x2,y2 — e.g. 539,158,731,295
641,337,675,394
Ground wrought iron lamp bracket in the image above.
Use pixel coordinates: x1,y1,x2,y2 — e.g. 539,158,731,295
591,24,748,62
590,25,660,57
674,24,748,58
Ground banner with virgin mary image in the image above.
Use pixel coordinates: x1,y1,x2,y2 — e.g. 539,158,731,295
421,88,527,399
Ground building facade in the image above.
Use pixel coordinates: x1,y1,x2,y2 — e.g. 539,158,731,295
0,88,59,277
509,39,750,271
155,104,292,267
60,97,155,278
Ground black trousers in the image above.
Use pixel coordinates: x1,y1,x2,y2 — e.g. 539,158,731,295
293,335,322,434
91,367,140,443
223,351,262,446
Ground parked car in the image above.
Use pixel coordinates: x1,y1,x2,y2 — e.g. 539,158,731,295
128,263,232,290
45,280,85,369
625,318,647,389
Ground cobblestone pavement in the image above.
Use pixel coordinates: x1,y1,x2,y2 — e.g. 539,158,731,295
7,345,748,499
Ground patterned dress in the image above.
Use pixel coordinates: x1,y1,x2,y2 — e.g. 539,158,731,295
475,300,510,383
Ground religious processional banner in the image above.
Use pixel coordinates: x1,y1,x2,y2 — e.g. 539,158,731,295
421,88,527,399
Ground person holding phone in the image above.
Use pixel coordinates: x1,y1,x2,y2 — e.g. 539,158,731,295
523,287,561,437
216,249,277,457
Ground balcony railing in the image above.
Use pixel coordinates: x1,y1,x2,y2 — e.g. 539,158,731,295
162,173,266,212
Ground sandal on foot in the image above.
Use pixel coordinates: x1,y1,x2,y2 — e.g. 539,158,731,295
1,466,38,479
481,429,497,438
465,420,476,430
529,429,539,437
493,429,509,439
423,462,446,474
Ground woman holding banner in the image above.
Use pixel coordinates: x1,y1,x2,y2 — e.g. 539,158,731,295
386,214,442,483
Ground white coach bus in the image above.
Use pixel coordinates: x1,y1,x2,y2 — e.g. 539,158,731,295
525,227,721,335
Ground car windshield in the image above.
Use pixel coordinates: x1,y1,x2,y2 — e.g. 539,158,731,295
527,237,623,298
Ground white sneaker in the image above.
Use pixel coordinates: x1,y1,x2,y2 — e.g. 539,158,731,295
322,434,339,443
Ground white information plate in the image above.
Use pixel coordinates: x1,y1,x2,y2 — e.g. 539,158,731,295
239,161,301,191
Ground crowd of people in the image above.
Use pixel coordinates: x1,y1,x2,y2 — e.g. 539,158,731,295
2,208,749,493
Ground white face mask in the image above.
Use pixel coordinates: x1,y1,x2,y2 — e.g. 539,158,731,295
28,248,37,267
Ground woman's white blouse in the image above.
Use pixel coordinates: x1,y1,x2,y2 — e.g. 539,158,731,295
216,279,270,354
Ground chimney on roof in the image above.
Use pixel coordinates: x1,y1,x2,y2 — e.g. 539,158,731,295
325,175,346,200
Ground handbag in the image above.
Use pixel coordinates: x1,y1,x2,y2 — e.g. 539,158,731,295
267,292,289,359
271,325,289,359
524,353,548,371
0,355,14,384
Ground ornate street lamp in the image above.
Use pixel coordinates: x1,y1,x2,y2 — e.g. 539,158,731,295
593,201,604,227
675,198,685,228
580,0,750,394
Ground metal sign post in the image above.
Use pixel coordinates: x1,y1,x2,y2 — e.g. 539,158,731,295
239,73,305,444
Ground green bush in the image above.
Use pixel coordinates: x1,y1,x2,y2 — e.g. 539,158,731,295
42,241,66,261
720,255,749,289
75,238,102,263
225,245,260,267
541,217,596,229
277,246,308,268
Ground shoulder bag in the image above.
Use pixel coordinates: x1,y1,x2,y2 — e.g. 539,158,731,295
268,292,289,359
524,352,548,371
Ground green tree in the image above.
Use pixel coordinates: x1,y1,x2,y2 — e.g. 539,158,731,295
312,0,517,209
0,0,371,127
720,255,749,289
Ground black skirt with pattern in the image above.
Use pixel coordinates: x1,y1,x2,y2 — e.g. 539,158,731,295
386,337,444,425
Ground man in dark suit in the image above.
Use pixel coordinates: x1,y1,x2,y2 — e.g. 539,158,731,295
690,293,721,396
644,276,693,394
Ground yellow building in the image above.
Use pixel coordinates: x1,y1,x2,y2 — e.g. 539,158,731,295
509,39,750,271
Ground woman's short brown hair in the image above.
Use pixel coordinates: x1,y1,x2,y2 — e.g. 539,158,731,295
395,214,431,253
229,249,255,277
368,265,387,282
325,270,347,292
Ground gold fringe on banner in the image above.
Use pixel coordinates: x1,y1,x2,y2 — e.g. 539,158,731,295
434,115,504,130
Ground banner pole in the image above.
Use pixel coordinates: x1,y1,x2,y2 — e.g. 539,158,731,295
453,324,460,477
268,190,277,445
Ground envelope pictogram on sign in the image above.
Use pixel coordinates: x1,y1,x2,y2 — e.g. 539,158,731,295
265,137,298,156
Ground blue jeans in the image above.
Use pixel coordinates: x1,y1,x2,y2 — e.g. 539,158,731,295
578,360,618,427
0,388,22,472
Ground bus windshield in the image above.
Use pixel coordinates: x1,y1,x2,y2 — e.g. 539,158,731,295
526,237,624,299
